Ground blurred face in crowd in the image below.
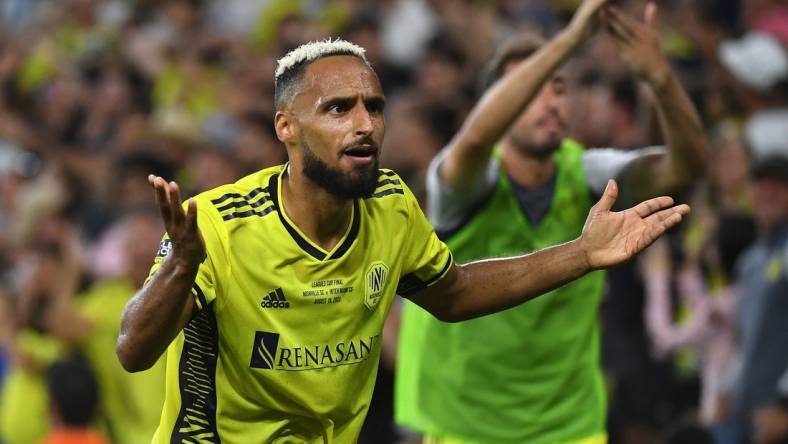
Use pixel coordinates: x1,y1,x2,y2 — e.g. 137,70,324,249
118,167,155,210
71,0,96,22
277,56,385,199
190,150,240,193
163,0,199,30
752,177,788,231
42,75,85,131
503,60,569,159
94,69,133,118
382,98,442,175
237,121,286,172
417,54,464,104
346,26,382,65
20,246,62,298
123,213,163,287
570,82,612,147
711,137,750,195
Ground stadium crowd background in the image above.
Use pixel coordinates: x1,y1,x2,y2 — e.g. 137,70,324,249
0,0,785,443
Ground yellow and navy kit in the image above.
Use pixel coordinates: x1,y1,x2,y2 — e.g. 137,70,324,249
147,164,452,443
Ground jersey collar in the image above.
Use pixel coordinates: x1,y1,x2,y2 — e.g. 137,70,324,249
267,170,360,261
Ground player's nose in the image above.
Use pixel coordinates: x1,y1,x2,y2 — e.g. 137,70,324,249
352,105,374,137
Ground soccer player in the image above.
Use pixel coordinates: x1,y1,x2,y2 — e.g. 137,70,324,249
395,3,707,444
116,35,690,442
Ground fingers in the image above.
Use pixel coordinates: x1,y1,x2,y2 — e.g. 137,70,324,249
603,7,637,41
645,204,690,236
149,175,189,231
570,0,608,35
150,175,173,226
576,0,608,19
630,204,691,254
632,195,674,218
594,179,619,212
148,175,204,266
647,204,690,224
169,181,185,226
644,2,658,31
587,0,609,16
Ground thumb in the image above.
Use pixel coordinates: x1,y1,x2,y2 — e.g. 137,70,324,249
644,2,658,30
595,179,619,212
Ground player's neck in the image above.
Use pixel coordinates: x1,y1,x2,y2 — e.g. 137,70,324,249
500,141,556,188
280,168,354,251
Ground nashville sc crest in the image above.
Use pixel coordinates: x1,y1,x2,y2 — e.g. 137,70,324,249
364,261,389,310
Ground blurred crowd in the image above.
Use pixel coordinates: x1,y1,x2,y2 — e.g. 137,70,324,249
0,0,785,443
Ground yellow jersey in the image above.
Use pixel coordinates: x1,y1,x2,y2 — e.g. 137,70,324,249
147,165,452,443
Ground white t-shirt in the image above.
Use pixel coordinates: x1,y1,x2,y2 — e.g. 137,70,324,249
426,146,666,232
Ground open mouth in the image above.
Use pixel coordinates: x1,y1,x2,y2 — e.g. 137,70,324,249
343,145,378,159
539,114,564,132
541,118,562,130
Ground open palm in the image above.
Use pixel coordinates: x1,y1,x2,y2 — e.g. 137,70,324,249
580,180,690,269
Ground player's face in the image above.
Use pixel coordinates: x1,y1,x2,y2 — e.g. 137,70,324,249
288,56,385,198
752,177,788,230
503,60,569,158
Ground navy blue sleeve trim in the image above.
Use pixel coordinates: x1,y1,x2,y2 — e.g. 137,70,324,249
397,253,453,298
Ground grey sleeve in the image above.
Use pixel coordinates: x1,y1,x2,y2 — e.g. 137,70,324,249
425,149,499,233
582,146,667,196
777,366,788,397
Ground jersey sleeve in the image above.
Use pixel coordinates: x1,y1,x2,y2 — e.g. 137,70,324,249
146,200,228,310
396,184,454,298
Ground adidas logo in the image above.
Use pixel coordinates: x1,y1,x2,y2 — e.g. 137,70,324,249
261,288,290,309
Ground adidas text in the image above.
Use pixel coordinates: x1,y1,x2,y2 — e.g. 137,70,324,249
261,288,290,309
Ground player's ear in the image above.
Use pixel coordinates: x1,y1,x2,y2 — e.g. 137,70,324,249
274,111,297,144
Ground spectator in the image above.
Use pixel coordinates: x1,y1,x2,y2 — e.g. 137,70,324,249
42,355,107,444
715,154,788,444
396,2,707,443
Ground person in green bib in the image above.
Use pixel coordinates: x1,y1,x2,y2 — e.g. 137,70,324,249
395,2,708,444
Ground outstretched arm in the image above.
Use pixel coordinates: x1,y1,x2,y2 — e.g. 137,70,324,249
603,4,708,202
410,180,689,322
440,0,607,191
116,176,203,372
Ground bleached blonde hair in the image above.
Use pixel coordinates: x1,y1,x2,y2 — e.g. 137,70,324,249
274,38,370,109
275,38,368,80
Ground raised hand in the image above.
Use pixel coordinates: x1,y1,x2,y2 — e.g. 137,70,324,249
149,175,205,269
568,0,609,39
580,180,690,269
602,3,671,87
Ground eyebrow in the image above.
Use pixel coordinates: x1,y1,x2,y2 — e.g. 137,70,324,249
320,95,386,110
321,96,355,109
365,96,386,110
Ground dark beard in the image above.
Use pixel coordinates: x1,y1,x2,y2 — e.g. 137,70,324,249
301,141,379,199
